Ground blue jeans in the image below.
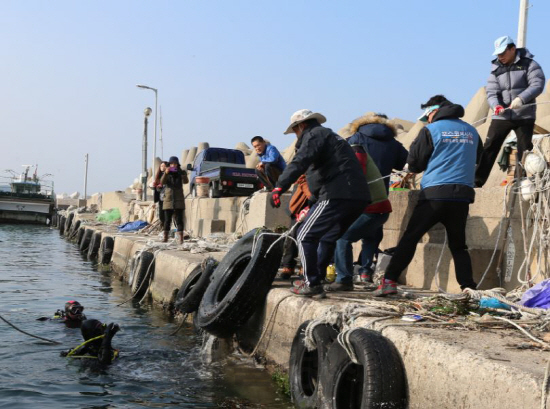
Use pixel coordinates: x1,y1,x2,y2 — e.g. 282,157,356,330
334,213,390,284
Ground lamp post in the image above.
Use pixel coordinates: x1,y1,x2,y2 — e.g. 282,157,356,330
136,84,158,170
517,0,529,48
142,107,152,201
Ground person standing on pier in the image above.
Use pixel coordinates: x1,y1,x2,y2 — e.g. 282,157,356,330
151,161,168,228
375,95,482,296
161,156,189,244
251,136,286,190
475,36,545,187
271,109,370,297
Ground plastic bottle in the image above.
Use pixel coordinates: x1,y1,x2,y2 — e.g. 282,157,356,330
326,265,336,283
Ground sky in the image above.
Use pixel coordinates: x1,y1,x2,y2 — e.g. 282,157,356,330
1,0,549,195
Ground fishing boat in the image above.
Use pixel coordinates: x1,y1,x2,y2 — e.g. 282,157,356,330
0,165,55,224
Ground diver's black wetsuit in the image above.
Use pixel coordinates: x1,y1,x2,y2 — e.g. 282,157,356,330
61,320,119,366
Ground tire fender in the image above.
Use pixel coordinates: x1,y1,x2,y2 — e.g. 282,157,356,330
175,257,218,314
98,236,114,265
129,251,155,298
87,231,102,260
289,320,339,409
318,328,408,409
79,229,93,253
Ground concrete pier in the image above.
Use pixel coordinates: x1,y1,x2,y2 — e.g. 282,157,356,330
61,204,550,409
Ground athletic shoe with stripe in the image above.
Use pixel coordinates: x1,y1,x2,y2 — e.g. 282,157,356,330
289,282,325,298
372,279,398,297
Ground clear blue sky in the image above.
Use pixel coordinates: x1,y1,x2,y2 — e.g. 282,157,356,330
1,1,549,194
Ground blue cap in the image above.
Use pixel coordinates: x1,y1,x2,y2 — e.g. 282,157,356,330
493,36,515,56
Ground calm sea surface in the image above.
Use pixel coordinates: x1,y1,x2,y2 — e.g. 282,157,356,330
0,224,291,409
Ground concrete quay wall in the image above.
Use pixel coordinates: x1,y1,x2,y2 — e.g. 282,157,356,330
64,218,550,409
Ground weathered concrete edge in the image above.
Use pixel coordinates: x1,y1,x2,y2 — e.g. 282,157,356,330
86,225,549,409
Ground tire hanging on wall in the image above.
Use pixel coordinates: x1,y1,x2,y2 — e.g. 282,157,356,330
175,257,218,314
69,220,81,240
318,328,407,409
87,231,102,260
64,213,74,237
58,216,66,235
51,213,58,228
198,228,284,338
79,229,93,253
98,236,114,265
289,320,339,409
76,226,86,246
128,251,155,299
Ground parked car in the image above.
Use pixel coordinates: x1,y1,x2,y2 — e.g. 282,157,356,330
187,148,262,198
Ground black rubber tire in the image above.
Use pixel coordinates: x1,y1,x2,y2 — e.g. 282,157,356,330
289,320,339,409
64,213,74,237
198,228,284,338
129,251,155,299
98,236,114,265
59,216,66,235
175,257,218,314
87,231,102,260
318,328,407,409
79,229,93,253
75,226,86,246
68,220,81,240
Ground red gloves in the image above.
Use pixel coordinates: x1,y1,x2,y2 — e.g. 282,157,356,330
494,105,505,116
297,206,310,222
270,187,282,208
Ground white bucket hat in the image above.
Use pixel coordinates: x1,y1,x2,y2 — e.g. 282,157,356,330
284,109,327,134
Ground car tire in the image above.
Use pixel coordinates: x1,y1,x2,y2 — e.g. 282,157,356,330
79,229,93,252
318,328,407,409
175,257,218,314
87,231,102,260
129,251,155,298
198,228,284,338
289,320,339,409
98,236,114,265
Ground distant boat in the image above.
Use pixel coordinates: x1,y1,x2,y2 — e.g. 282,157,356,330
0,165,54,225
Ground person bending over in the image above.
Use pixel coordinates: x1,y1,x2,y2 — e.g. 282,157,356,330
61,319,120,366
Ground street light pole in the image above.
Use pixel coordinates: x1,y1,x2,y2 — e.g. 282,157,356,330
517,0,529,48
142,107,152,201
84,153,88,200
136,84,158,171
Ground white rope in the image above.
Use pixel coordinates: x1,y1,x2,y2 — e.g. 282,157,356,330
336,327,363,364
470,102,550,127
542,357,550,409
491,316,550,349
464,288,547,316
303,307,341,351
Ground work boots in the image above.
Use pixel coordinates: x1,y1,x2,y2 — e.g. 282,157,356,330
162,231,169,243
177,231,184,244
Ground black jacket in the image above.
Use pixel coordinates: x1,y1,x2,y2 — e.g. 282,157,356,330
408,102,483,202
276,124,370,203
347,123,408,192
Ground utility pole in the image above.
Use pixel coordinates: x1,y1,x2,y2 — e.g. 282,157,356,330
142,107,152,201
84,153,89,200
517,0,529,47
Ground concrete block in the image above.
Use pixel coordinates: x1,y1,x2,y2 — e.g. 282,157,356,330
463,86,490,126
396,121,424,150
243,191,291,232
389,117,415,132
245,151,260,168
197,142,209,156
181,149,189,166
185,147,197,167
282,138,297,163
110,235,146,279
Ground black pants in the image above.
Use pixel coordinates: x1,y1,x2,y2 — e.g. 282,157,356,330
384,200,476,290
164,209,184,232
281,221,299,269
297,199,367,287
157,200,165,225
475,118,535,187
255,164,283,190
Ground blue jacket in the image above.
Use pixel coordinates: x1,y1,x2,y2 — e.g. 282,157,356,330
347,122,408,191
259,144,286,170
408,103,483,203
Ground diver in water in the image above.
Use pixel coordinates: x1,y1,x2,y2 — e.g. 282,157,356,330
37,300,87,328
61,319,120,365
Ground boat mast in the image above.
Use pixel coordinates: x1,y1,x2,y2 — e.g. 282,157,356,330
517,0,529,47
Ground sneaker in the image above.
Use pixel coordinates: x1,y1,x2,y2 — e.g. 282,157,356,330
372,279,398,297
323,282,354,292
292,278,305,288
290,283,326,298
360,273,373,283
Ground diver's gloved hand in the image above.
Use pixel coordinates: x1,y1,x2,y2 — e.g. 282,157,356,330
60,350,68,357
105,323,120,336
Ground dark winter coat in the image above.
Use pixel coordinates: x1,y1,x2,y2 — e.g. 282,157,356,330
160,169,188,210
407,102,483,203
276,123,370,203
486,48,545,121
346,116,408,191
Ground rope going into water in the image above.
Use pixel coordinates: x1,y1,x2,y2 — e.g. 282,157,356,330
0,313,61,345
